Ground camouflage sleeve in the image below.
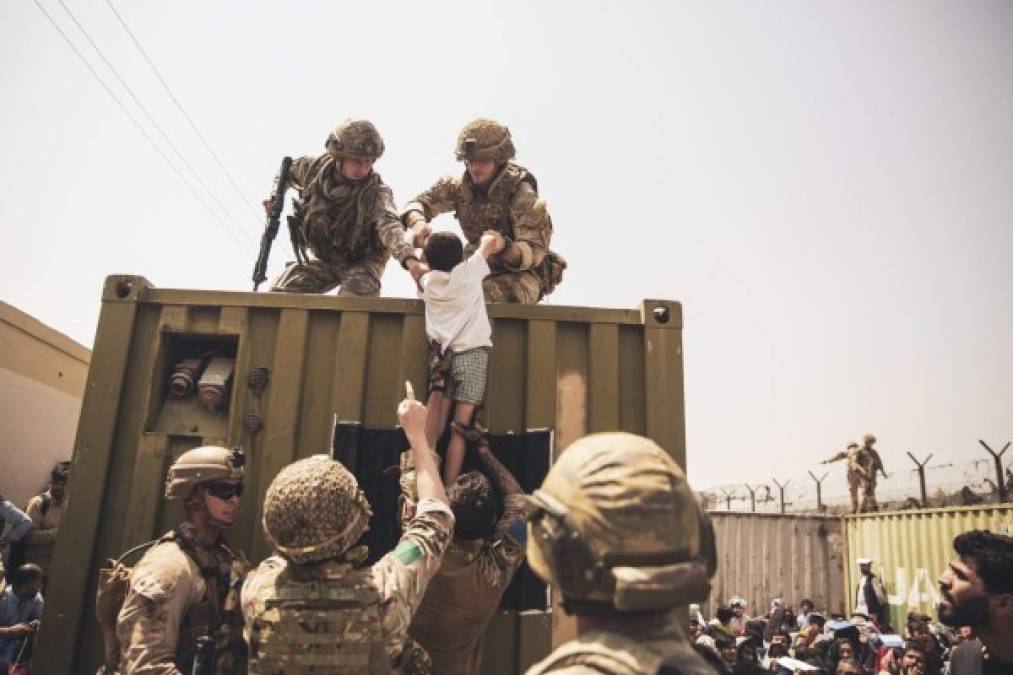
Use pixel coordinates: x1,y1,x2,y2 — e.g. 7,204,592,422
116,544,203,675
240,556,286,648
478,494,530,589
401,176,461,223
285,155,319,191
373,183,416,265
504,181,550,271
372,497,454,665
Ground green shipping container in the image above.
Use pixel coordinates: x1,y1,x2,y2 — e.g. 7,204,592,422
35,275,686,675
843,504,1013,629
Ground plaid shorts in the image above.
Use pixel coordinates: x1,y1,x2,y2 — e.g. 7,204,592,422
447,347,491,405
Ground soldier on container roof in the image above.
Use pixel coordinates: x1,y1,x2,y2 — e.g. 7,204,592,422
822,441,868,514
241,388,453,673
859,434,888,512
266,119,427,296
523,432,723,675
113,446,249,674
402,118,566,304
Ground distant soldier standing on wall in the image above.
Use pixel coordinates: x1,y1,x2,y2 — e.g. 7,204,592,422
116,446,249,674
267,119,426,295
402,119,566,304
524,432,723,675
822,441,868,514
241,388,453,673
859,433,887,512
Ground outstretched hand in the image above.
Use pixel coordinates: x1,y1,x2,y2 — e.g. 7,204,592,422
397,381,427,439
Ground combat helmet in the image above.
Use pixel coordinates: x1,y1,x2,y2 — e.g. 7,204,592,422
262,455,373,565
164,446,245,499
527,432,716,613
326,119,385,161
455,118,516,163
863,433,876,445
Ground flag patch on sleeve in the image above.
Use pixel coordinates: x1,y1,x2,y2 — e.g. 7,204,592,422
394,540,424,565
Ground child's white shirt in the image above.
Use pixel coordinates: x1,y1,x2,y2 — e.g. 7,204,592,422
419,253,493,354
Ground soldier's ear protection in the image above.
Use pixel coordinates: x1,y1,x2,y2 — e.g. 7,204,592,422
529,488,718,603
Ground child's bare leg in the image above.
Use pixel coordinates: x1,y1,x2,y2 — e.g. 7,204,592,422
424,390,450,448
443,402,476,486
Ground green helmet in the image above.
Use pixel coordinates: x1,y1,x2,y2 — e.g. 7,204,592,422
325,119,385,161
527,432,715,613
164,446,245,500
455,118,515,163
262,455,372,565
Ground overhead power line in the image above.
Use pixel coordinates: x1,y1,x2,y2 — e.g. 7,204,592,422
53,0,256,249
104,0,265,222
31,0,255,255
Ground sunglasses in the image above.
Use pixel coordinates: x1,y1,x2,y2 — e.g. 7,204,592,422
206,482,244,500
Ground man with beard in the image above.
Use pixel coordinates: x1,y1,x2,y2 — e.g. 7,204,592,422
937,530,1013,675
267,119,424,295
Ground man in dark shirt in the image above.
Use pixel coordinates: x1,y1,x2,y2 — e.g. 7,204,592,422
938,530,1013,675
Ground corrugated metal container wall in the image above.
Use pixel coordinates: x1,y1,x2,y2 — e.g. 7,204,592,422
36,275,685,675
706,513,846,618
844,505,1013,629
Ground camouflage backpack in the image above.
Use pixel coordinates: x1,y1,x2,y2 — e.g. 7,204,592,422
248,562,390,674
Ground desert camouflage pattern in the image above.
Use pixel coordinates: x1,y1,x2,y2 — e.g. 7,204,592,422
525,611,722,675
262,455,373,566
409,494,530,675
526,432,708,609
403,162,565,303
245,553,389,674
455,118,516,163
243,498,454,674
271,152,412,296
327,119,385,160
116,523,249,674
826,442,867,513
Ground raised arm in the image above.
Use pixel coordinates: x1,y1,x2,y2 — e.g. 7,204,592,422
397,384,449,506
475,440,522,496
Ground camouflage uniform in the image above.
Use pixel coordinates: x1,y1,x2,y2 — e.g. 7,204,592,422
859,434,885,513
271,120,415,296
402,119,565,304
408,494,529,675
825,442,867,514
524,433,721,675
241,455,454,674
115,446,249,675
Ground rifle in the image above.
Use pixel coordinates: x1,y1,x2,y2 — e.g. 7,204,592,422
252,156,293,291
191,626,215,675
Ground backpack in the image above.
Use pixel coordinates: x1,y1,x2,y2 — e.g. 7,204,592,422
94,537,164,672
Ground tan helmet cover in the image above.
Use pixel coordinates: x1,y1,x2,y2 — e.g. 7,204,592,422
164,445,244,500
262,455,373,565
863,433,876,445
527,432,712,610
455,118,516,163
326,119,385,161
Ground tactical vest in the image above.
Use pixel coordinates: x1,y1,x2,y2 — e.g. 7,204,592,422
528,630,723,675
455,162,535,245
248,563,390,674
293,155,382,263
173,531,248,675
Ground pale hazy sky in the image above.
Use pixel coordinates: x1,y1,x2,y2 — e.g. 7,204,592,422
2,1,1010,494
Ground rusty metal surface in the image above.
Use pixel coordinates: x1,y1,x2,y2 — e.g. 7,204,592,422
843,504,1013,629
705,512,846,619
36,274,685,675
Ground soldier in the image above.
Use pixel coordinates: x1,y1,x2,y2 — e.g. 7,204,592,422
116,446,249,674
402,118,566,304
822,442,868,514
241,388,453,673
523,432,722,675
859,433,888,512
267,119,426,295
409,436,530,674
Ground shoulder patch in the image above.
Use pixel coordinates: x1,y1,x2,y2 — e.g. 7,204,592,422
394,540,424,566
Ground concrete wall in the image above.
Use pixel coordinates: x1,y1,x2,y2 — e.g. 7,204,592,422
0,301,91,507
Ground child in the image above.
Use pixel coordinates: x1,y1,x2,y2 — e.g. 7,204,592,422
418,228,505,486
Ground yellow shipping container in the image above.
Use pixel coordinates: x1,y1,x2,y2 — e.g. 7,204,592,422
843,505,1013,629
